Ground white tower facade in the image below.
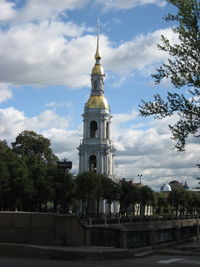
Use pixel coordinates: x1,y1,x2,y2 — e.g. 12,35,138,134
78,25,115,177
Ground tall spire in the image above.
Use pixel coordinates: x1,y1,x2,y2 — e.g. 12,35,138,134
95,19,101,61
91,19,104,76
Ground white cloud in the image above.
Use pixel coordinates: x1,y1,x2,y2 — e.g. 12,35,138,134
0,106,199,190
111,110,200,190
26,110,70,130
0,106,81,173
1,0,166,23
45,101,73,110
0,107,70,141
104,28,178,73
0,0,16,21
0,20,93,87
97,0,166,10
0,2,178,88
0,83,12,103
0,107,25,141
8,0,90,22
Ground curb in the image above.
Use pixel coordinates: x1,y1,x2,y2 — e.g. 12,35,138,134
0,243,134,261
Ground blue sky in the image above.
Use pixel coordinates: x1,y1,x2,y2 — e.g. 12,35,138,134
0,0,199,190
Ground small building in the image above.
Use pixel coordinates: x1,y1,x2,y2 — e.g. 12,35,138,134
160,182,171,193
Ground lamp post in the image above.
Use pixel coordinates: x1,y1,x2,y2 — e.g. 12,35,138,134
138,174,143,218
57,159,72,214
196,177,200,190
138,174,143,186
58,158,72,171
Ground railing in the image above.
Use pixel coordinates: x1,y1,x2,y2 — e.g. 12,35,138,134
180,226,197,240
156,229,175,244
90,223,199,249
127,230,150,248
83,215,199,225
90,227,120,248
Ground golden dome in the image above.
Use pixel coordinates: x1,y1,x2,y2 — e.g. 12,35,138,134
87,95,109,109
92,63,104,75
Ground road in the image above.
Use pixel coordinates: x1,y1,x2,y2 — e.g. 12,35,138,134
0,255,200,267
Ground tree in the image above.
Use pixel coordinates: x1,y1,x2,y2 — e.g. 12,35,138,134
154,192,169,215
52,167,75,213
75,172,99,216
12,131,58,211
0,140,31,211
12,130,57,163
0,141,10,209
138,186,154,216
119,180,138,216
102,177,120,219
139,0,200,151
167,188,187,216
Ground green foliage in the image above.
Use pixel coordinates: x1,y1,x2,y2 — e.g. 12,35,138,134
52,168,75,213
119,180,138,215
154,192,169,214
11,131,59,211
1,132,200,217
75,172,120,217
0,131,62,211
139,0,200,151
75,171,99,216
138,185,154,216
154,0,200,88
12,130,57,163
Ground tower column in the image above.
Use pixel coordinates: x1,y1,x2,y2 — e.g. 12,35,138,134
78,21,115,178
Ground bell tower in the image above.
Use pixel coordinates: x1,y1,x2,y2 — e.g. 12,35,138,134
78,22,115,177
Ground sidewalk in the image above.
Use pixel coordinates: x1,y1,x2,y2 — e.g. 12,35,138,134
156,240,200,257
0,243,134,261
0,240,199,261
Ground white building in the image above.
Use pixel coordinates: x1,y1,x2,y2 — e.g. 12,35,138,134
78,24,115,177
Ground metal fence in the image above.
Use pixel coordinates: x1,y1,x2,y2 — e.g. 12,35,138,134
90,227,120,247
156,228,175,244
180,226,197,240
127,230,150,248
90,224,199,249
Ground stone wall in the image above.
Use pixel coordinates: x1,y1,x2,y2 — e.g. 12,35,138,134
0,212,199,249
0,212,86,246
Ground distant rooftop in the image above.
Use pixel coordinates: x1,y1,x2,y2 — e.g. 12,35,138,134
160,183,171,192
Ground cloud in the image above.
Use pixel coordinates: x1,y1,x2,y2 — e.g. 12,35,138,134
0,106,199,189
45,101,73,110
0,83,12,103
5,0,90,22
0,106,81,172
0,107,25,141
0,107,70,142
22,0,87,20
0,20,94,87
97,0,166,10
104,28,178,73
0,19,177,88
0,0,16,21
0,0,178,89
1,0,166,24
111,110,200,189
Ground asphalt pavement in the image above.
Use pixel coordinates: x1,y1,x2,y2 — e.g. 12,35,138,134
0,240,199,265
0,255,200,267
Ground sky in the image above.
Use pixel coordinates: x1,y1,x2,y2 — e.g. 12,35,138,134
0,0,199,191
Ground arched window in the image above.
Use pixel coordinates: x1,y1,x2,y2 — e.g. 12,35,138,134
106,122,109,139
90,121,98,138
89,155,97,172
